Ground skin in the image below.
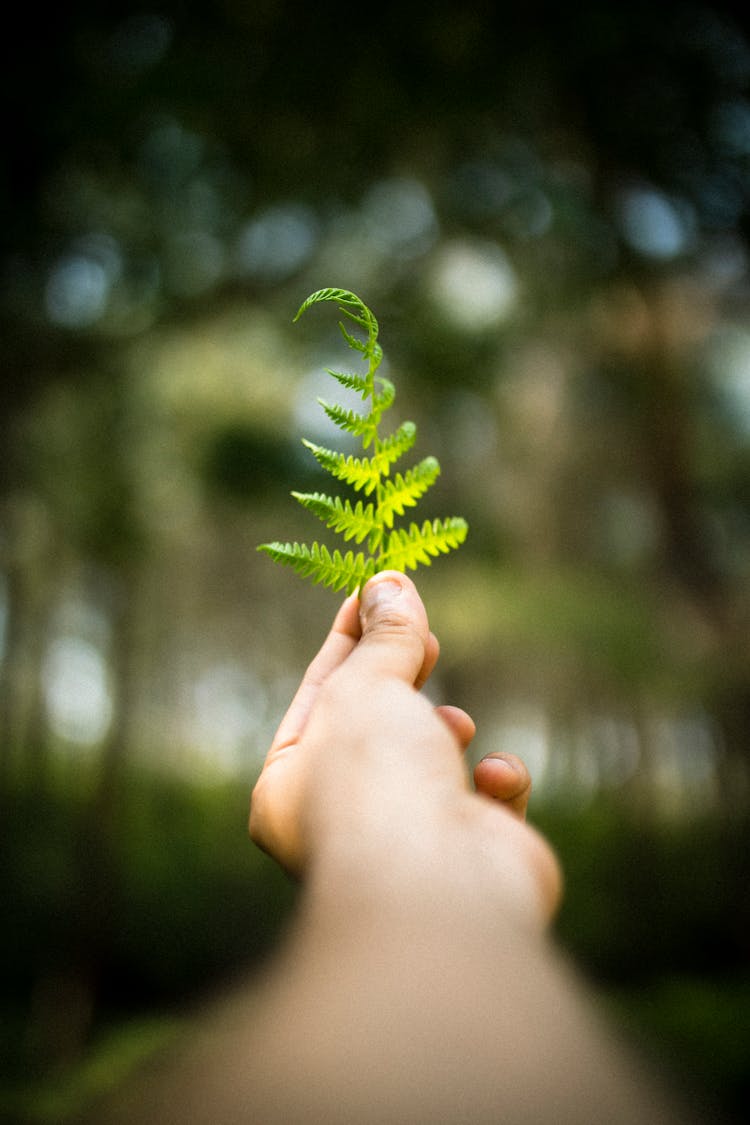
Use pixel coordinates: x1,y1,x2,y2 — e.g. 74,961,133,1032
88,572,698,1125
241,572,690,1124
249,572,557,916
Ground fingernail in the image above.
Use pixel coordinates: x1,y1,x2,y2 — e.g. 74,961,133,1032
360,575,403,626
485,755,517,772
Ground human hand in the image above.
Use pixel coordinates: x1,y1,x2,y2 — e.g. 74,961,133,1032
90,576,686,1125
249,571,561,924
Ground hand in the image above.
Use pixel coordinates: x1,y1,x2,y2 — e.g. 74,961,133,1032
90,577,685,1125
250,571,561,924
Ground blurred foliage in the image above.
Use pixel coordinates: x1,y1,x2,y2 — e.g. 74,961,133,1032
541,803,750,1120
607,974,750,1119
0,769,294,1021
201,423,305,501
2,0,750,1121
0,767,295,1123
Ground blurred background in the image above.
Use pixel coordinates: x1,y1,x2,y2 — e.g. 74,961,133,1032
1,0,749,1120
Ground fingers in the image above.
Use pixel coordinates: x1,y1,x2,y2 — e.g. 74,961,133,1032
267,591,363,756
436,705,476,751
415,631,439,690
473,753,533,819
349,571,432,686
268,573,437,762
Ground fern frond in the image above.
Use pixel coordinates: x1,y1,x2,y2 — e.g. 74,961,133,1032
294,288,379,365
378,458,441,527
338,320,376,361
318,400,377,446
292,492,378,544
373,376,395,413
259,289,468,594
339,307,374,331
257,541,377,595
380,518,469,572
302,439,382,494
376,421,417,469
326,369,370,397
293,288,375,331
306,425,416,488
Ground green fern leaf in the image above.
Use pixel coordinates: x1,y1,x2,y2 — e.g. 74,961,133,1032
372,376,395,414
381,518,469,572
293,288,377,334
337,322,368,355
375,421,417,469
326,369,370,397
318,400,377,446
302,440,382,494
258,289,468,593
378,458,441,527
294,288,381,367
257,541,377,595
292,492,378,544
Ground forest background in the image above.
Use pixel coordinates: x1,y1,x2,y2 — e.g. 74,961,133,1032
1,1,749,1121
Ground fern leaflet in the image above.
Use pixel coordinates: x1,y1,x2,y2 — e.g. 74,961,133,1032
379,458,441,527
291,492,379,544
381,518,470,572
301,440,383,494
326,369,370,397
317,400,377,446
258,541,378,594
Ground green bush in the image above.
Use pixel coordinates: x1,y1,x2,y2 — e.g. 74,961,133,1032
0,767,296,1086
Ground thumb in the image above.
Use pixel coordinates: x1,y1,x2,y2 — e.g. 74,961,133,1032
353,571,430,685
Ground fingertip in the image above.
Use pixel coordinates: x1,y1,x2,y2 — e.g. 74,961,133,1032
436,704,476,751
414,631,440,689
474,753,532,817
354,571,431,685
359,570,420,621
357,572,428,640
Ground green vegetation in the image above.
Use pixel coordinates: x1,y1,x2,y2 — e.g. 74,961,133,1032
258,288,468,592
0,1016,184,1125
0,767,296,1123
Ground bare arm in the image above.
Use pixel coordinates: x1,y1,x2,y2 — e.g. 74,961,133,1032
91,574,698,1124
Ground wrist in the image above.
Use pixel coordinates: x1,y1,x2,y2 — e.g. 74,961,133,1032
304,798,556,940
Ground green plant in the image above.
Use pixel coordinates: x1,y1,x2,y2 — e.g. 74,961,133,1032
258,288,468,594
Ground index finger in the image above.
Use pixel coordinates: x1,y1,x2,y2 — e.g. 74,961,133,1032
268,592,362,756
267,581,440,762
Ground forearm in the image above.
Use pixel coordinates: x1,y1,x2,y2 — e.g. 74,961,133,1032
90,847,695,1125
246,870,691,1124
